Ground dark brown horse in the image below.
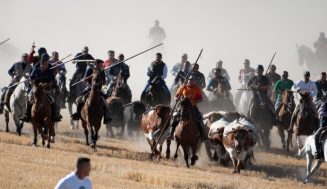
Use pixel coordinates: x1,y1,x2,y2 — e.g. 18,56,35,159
277,90,295,151
174,97,200,167
105,96,124,138
81,69,104,150
208,80,235,112
140,104,171,158
287,92,315,153
111,70,132,105
30,83,54,148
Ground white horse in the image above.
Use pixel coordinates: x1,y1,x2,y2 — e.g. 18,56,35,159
297,135,327,183
5,77,30,135
237,89,253,115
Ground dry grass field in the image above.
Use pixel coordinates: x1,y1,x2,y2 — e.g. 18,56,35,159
0,117,326,189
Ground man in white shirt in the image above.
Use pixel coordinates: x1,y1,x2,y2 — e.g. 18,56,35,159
288,71,318,133
55,157,92,189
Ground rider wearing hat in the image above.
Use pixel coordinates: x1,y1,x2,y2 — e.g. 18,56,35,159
208,60,230,81
288,71,318,133
206,68,231,98
168,75,207,141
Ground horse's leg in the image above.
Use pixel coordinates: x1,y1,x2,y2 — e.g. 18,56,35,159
49,122,55,144
296,135,303,153
263,128,271,150
166,138,171,159
119,120,125,137
47,123,51,148
107,123,115,138
236,160,242,173
18,122,23,136
257,129,263,147
89,124,96,149
5,110,9,132
305,153,314,183
306,159,322,183
231,157,238,173
286,132,292,151
68,103,74,129
82,121,89,146
190,145,198,166
32,123,37,146
182,144,190,168
174,142,180,159
278,125,286,150
204,140,213,161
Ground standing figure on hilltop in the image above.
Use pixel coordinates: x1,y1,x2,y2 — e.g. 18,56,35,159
148,20,166,45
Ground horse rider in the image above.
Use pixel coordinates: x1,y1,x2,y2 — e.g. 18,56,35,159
171,53,190,77
67,46,95,104
70,59,111,124
49,51,67,76
168,75,207,141
315,72,327,104
102,50,118,85
313,97,327,159
28,43,48,67
314,32,327,61
234,59,255,106
0,53,33,113
287,71,319,133
171,61,191,91
208,60,230,81
247,64,276,122
105,53,130,96
20,54,62,123
273,71,294,113
266,64,281,103
206,68,231,98
190,63,206,90
140,52,170,103
148,20,166,45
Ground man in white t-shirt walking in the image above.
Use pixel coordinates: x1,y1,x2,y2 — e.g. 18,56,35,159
55,157,92,189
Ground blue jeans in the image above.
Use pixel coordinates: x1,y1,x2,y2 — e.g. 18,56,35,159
320,117,327,128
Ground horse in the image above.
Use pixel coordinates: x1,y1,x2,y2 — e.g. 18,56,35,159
207,80,235,112
110,70,132,105
173,97,201,167
105,96,124,138
67,73,84,130
55,72,68,128
80,70,104,150
297,135,327,183
277,90,295,151
223,118,257,173
142,76,171,108
287,92,316,153
30,83,54,148
297,45,324,77
237,88,253,115
247,89,273,150
140,104,171,158
3,77,30,135
123,101,146,137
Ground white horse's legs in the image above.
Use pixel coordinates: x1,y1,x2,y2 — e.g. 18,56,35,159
305,152,322,183
296,136,304,153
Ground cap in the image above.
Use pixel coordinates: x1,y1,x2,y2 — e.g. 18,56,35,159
304,71,310,76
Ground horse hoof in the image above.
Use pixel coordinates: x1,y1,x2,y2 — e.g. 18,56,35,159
166,152,170,159
174,154,178,159
47,144,50,149
232,170,237,174
5,129,9,132
50,136,55,143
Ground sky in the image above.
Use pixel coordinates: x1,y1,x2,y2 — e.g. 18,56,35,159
0,0,326,99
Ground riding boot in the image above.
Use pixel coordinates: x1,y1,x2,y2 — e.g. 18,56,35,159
287,114,297,133
51,103,62,122
314,127,323,159
103,105,112,124
168,119,178,140
71,102,83,120
20,101,32,122
197,121,208,142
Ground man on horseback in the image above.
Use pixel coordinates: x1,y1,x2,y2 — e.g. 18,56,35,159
314,97,327,159
288,71,318,133
274,71,294,112
172,61,191,88
171,53,190,77
234,59,255,107
0,53,33,113
103,50,118,85
67,46,95,104
28,44,48,67
105,54,130,97
20,54,62,123
208,60,230,81
314,32,327,61
247,65,276,121
71,59,111,124
315,72,327,103
140,53,170,103
206,68,231,98
168,75,207,141
190,63,206,89
266,64,281,104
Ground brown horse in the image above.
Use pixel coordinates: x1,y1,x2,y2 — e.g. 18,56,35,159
174,97,201,167
277,90,295,151
207,79,235,112
80,69,104,150
105,96,124,138
30,83,54,148
140,104,171,158
287,92,315,153
111,70,132,105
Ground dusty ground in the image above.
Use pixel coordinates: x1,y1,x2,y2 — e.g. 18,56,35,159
0,117,326,189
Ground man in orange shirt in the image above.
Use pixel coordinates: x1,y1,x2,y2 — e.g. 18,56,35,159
168,75,207,141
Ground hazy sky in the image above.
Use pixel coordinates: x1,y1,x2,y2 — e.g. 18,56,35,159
1,0,326,98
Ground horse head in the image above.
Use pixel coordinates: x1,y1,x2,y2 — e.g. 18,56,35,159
32,83,50,112
130,101,146,122
91,69,102,92
282,90,295,111
179,97,193,118
299,92,311,117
